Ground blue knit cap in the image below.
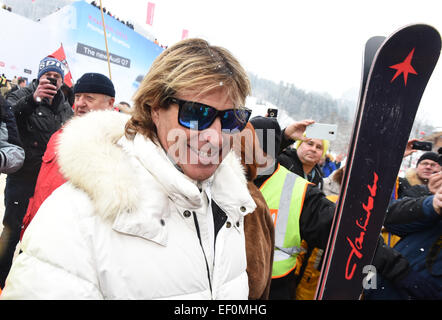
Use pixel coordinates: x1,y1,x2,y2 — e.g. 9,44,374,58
37,57,64,80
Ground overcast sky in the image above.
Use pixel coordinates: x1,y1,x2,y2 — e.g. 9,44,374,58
101,0,442,127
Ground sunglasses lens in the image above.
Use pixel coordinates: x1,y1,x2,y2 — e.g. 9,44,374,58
176,98,251,132
178,102,217,130
221,109,251,131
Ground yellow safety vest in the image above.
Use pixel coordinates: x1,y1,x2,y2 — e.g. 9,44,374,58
260,164,310,278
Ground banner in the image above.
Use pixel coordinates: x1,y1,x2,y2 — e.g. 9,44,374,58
146,2,155,26
39,1,163,103
0,1,162,102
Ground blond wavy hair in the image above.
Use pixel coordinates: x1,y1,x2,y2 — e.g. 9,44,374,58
125,38,251,142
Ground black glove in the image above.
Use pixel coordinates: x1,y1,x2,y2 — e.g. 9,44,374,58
394,269,441,299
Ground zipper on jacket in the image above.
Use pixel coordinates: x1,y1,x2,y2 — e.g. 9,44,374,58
192,211,213,297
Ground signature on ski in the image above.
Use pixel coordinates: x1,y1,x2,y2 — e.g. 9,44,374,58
345,172,379,280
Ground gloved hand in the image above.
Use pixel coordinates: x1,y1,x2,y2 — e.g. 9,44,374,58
394,269,441,299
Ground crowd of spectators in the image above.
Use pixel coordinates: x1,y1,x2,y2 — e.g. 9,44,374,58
90,1,134,30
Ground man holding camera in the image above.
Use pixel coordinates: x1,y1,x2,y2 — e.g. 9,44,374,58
0,56,73,288
398,151,441,199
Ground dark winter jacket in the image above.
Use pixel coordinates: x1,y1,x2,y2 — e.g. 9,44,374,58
397,169,432,199
0,95,24,174
367,196,442,299
278,129,324,189
6,79,73,180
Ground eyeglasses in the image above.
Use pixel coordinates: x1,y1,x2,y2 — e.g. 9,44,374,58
170,98,251,132
418,161,437,168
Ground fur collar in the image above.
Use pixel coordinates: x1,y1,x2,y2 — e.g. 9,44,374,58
57,111,135,221
405,168,424,186
57,110,255,223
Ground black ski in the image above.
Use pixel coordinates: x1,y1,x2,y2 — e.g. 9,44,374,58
315,24,441,300
344,35,386,195
362,36,386,90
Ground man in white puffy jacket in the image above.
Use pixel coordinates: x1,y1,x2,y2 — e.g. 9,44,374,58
1,38,256,299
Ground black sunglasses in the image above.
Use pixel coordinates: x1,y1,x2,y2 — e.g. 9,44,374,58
170,98,252,132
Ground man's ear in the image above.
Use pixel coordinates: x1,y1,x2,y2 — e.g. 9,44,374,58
109,97,115,108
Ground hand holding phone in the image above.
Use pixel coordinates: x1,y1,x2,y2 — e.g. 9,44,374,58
284,119,315,141
34,77,58,104
412,141,432,151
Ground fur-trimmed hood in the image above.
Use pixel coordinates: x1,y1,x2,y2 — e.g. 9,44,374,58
56,110,256,224
404,167,424,186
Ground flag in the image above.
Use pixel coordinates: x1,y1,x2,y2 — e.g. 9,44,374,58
181,29,189,40
146,2,155,26
49,44,73,87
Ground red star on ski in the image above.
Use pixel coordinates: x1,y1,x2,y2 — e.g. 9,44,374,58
389,48,417,86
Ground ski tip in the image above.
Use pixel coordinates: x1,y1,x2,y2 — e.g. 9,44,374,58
391,23,441,45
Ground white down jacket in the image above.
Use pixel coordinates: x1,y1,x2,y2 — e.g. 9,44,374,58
1,111,256,300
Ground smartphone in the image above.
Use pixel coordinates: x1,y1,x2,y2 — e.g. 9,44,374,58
267,108,278,118
305,123,338,141
412,141,432,151
47,77,57,87
38,77,58,105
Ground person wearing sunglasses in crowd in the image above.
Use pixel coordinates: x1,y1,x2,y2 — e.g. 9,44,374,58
1,39,255,299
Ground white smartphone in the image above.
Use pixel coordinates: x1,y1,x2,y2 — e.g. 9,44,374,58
305,123,338,141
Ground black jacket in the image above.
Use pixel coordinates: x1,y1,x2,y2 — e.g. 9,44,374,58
398,176,432,198
6,79,73,179
0,95,24,174
365,196,442,299
384,196,441,285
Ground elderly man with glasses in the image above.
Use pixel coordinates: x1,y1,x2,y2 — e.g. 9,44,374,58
398,151,441,199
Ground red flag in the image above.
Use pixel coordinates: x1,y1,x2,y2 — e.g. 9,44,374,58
146,2,155,26
49,44,73,87
181,29,189,40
